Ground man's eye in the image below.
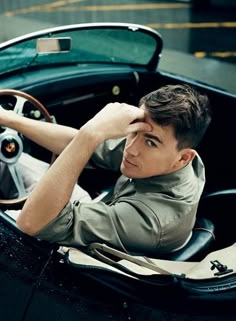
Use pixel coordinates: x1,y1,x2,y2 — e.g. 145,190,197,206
146,140,157,148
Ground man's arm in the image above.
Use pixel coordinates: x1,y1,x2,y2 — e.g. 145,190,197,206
16,103,151,235
0,107,78,155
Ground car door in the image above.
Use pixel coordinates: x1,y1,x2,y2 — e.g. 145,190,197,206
0,211,55,321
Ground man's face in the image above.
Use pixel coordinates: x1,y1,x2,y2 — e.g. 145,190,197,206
120,106,184,179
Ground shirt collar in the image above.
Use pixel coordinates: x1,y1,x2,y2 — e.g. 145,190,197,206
132,153,204,193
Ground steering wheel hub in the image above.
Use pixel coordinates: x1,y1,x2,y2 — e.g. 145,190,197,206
0,132,23,164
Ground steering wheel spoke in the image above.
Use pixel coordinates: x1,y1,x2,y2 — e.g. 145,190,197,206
13,95,27,115
7,163,27,198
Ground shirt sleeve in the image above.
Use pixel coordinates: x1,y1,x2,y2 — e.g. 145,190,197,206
34,198,161,255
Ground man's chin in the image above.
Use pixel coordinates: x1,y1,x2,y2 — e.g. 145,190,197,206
120,163,136,178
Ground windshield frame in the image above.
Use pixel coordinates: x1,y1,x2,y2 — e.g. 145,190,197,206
0,22,163,77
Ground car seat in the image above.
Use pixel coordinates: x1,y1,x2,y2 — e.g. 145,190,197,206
162,216,215,261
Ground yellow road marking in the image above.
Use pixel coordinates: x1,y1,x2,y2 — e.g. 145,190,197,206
195,51,236,58
4,0,86,16
147,21,236,28
4,3,236,29
4,2,190,16
40,3,190,12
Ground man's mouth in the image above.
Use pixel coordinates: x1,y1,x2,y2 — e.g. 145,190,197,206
123,155,137,167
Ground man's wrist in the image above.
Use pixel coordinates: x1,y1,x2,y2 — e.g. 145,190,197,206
79,121,105,147
3,110,20,128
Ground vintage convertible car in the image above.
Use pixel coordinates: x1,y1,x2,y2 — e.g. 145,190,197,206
0,23,236,321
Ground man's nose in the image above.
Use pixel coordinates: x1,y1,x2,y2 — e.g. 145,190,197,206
125,135,141,156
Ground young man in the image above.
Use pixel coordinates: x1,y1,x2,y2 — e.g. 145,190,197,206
0,84,211,257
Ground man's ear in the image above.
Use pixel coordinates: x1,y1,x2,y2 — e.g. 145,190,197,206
175,149,196,169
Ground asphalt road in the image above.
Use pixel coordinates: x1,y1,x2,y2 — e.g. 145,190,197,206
0,0,236,65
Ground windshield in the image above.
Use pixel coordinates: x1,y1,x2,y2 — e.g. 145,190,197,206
0,23,163,76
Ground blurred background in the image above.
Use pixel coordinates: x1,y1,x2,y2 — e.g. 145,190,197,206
0,0,236,91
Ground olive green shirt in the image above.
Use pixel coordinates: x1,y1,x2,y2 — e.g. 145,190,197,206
35,138,206,257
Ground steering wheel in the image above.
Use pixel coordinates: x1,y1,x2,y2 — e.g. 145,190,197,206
0,89,56,208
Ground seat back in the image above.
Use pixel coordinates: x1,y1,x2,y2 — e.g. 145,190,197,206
161,217,215,261
197,189,236,250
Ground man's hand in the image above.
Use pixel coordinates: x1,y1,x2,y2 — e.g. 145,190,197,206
82,103,152,143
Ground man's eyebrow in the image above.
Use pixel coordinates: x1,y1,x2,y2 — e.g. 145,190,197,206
144,133,163,145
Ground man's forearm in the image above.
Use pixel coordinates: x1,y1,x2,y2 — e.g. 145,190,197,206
16,124,101,235
3,111,78,154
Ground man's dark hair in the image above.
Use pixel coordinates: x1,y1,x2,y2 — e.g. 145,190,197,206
139,84,212,150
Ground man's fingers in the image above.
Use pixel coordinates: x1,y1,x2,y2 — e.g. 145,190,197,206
128,121,152,134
